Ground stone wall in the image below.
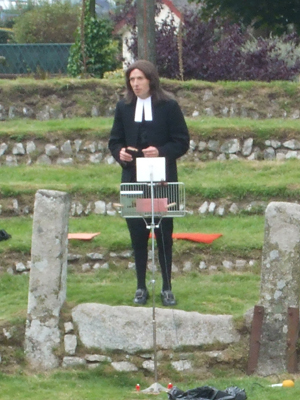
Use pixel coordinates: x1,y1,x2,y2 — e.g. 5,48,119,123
2,136,300,169
1,80,300,120
1,135,298,218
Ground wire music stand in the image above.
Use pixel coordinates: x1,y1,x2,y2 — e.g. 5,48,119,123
118,158,185,394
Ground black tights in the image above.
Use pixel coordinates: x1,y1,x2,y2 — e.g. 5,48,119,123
126,218,173,292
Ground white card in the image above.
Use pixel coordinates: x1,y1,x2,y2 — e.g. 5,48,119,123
136,157,166,182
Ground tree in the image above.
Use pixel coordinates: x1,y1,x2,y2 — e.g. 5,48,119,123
197,0,300,35
136,0,156,64
112,0,164,66
13,1,80,43
67,0,120,78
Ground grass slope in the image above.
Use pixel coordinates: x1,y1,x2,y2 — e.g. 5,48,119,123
1,115,300,139
1,114,300,395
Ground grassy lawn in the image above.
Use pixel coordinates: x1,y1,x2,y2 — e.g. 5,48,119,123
0,117,113,138
0,263,260,320
1,159,300,200
0,213,265,254
2,115,300,139
1,114,300,398
0,212,263,323
0,369,299,399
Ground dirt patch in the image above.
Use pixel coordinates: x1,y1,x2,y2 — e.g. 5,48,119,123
0,319,26,373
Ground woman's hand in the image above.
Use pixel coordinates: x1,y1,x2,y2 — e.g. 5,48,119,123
120,147,133,162
142,146,159,157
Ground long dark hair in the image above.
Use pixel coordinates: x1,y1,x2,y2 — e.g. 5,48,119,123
124,59,172,104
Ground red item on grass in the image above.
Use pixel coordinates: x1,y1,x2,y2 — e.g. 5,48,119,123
150,232,222,244
68,232,100,241
172,232,222,244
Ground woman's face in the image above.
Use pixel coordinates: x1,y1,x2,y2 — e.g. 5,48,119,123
129,68,151,99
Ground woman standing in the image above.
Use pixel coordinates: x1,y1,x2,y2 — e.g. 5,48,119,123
109,60,189,306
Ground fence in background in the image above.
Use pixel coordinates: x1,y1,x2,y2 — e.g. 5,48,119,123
0,43,73,75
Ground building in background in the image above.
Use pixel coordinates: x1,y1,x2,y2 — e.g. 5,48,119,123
114,0,190,67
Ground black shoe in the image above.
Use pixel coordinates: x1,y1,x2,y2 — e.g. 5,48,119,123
134,289,149,305
161,290,176,306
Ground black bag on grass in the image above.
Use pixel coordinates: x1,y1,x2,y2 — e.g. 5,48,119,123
0,229,11,241
168,385,247,400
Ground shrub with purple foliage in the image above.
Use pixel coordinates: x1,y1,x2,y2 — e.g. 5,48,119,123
116,4,300,81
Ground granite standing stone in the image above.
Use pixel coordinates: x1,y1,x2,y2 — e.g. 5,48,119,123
25,189,71,370
256,202,300,375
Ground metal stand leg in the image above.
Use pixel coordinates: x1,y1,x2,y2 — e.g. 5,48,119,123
142,173,168,395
